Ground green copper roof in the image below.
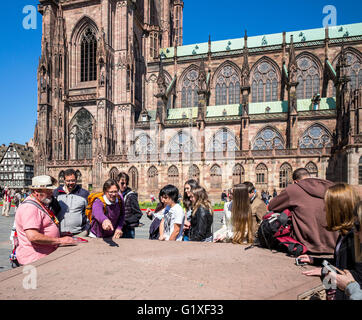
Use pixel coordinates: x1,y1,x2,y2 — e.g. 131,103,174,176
297,97,336,111
206,104,242,117
249,101,289,114
160,22,362,58
167,107,198,120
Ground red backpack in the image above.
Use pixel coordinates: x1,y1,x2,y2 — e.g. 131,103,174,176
257,209,308,257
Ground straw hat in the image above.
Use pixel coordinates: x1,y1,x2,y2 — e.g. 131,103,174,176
29,175,57,190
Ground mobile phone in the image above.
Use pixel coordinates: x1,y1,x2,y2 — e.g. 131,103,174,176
295,258,307,266
322,260,342,274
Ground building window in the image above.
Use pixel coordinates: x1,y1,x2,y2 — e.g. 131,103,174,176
208,128,238,152
210,164,222,189
299,124,332,149
109,167,119,180
215,65,241,105
296,56,320,99
359,157,362,185
279,163,292,189
58,171,65,185
81,27,97,82
148,166,158,191
232,164,245,185
251,61,279,103
256,163,268,191
70,109,93,160
76,170,82,187
188,164,200,182
253,127,284,150
133,134,156,158
168,166,179,188
128,167,139,191
181,69,199,108
168,131,195,154
305,161,318,178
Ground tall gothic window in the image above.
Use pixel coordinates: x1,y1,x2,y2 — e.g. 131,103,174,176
253,127,284,150
76,170,82,187
345,52,362,90
128,167,139,191
168,166,179,188
181,69,199,108
256,163,268,191
232,164,245,185
305,161,318,178
188,164,200,182
299,124,332,148
70,109,93,160
58,171,65,185
279,163,292,189
210,164,222,189
207,128,238,152
296,56,320,99
81,27,97,82
251,61,279,102
215,65,241,105
147,166,158,190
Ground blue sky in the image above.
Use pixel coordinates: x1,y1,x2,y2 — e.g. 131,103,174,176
0,0,361,146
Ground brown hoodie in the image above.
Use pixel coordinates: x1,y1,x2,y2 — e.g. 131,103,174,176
268,178,339,254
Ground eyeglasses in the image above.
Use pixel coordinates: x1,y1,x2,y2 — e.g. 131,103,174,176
65,179,76,183
107,191,119,195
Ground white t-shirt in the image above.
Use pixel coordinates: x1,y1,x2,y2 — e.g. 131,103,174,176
163,203,185,241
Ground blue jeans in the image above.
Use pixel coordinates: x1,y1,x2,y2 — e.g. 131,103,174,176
122,227,135,239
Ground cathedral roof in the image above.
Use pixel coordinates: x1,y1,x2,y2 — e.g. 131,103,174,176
160,22,362,58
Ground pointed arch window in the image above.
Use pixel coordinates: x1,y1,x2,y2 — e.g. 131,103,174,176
346,52,362,90
210,164,222,189
232,164,245,185
70,109,93,160
253,127,284,150
305,162,318,178
251,61,279,102
75,170,82,186
215,65,241,105
168,166,179,188
148,166,158,190
296,56,320,99
168,131,195,154
109,167,119,180
128,167,139,191
81,27,97,82
208,128,238,152
181,69,199,108
188,164,200,182
279,163,292,189
299,124,332,149
256,163,268,190
133,134,156,158
58,171,65,185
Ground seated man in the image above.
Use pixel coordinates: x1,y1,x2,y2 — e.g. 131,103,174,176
268,168,338,254
53,169,89,237
15,175,76,265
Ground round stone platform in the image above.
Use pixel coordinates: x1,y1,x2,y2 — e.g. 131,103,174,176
0,238,321,300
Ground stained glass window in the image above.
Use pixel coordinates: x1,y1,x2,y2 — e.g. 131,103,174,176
133,134,156,157
128,167,138,191
251,61,279,102
296,56,320,99
188,164,200,182
81,28,97,82
256,163,268,190
109,167,119,180
148,166,158,190
215,65,241,105
181,69,199,108
168,165,179,188
168,131,196,154
252,127,284,150
207,128,238,152
70,109,93,160
305,162,318,177
299,124,332,149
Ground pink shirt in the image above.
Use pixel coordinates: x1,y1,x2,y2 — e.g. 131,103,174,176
15,197,60,265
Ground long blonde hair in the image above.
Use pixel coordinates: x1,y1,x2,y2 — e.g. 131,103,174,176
231,184,253,244
191,187,213,216
325,183,360,236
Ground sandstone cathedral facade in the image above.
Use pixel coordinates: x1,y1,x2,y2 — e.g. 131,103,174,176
34,0,362,201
